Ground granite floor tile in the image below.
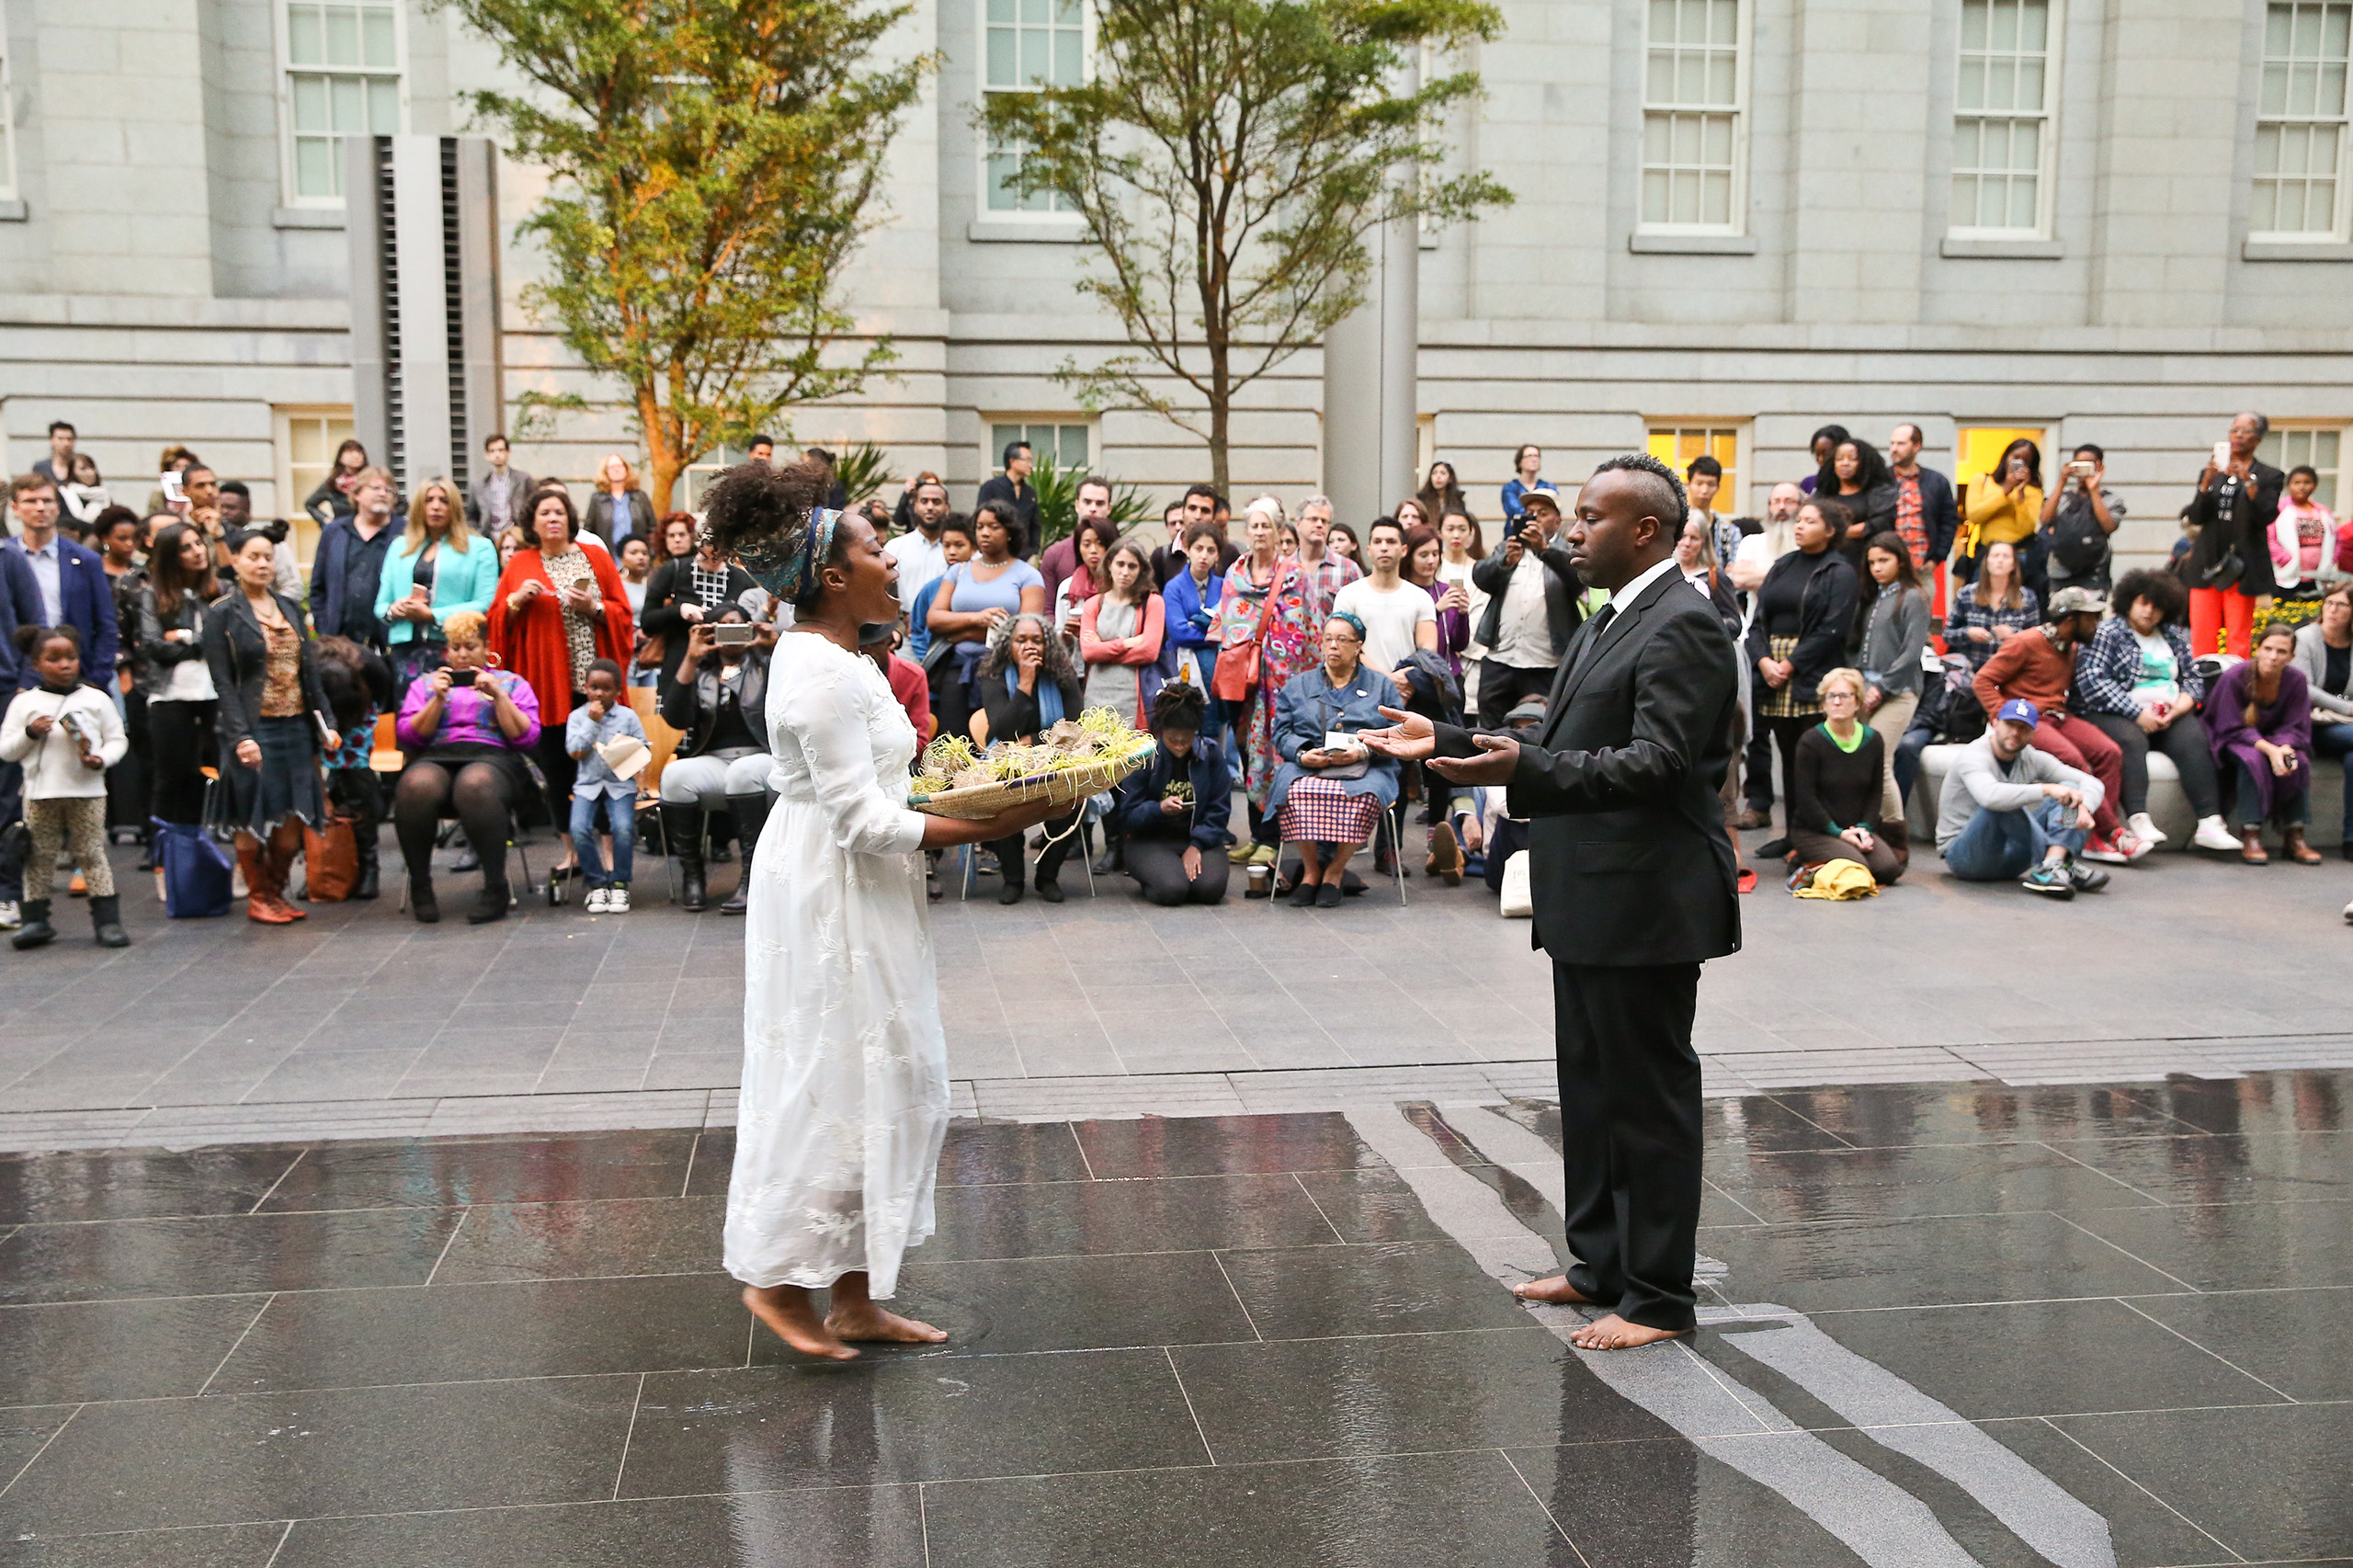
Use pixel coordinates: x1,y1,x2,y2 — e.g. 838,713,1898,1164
0,1146,302,1224
927,1172,1339,1260
2124,1286,2353,1400
0,1522,294,1566
1693,1210,2192,1311
2053,1401,2353,1562
2061,1197,2353,1290
419,1196,728,1283
1215,1241,1532,1339
1073,1111,1379,1176
0,1294,269,1405
0,1206,467,1304
255,1131,698,1211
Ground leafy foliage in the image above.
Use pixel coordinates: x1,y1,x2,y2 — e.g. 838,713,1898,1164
826,441,898,509
1030,453,1156,547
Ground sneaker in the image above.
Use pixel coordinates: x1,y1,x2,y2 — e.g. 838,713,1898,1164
2192,815,2241,852
608,885,631,913
585,887,610,914
2127,812,2169,846
2019,862,2075,899
0,900,17,931
1733,807,1772,830
2064,856,2110,894
1249,843,1278,867
2115,830,2153,863
2077,834,2128,865
1228,842,1257,864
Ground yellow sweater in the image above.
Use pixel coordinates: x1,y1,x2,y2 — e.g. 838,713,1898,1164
1965,476,2043,548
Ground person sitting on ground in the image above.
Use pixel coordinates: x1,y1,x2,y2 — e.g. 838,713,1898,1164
975,611,1086,903
1937,698,2109,898
1972,584,2145,864
2293,581,2353,858
2072,567,2236,853
567,658,646,913
1945,538,2040,670
1453,695,1548,893
1110,682,1233,905
1267,612,1402,907
1787,667,1905,886
2,626,131,949
392,609,542,923
2209,623,2322,865
658,605,775,914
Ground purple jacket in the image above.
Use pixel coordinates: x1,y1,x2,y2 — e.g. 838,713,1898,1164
2208,660,2311,821
396,669,542,753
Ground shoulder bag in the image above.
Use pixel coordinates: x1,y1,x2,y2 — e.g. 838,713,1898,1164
1211,559,1290,702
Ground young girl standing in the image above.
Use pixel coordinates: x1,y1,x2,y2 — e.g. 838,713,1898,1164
2,626,130,949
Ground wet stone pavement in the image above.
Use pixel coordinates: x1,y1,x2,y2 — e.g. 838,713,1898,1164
0,1071,2347,1565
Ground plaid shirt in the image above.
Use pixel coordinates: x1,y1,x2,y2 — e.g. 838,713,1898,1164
1893,473,1929,567
1299,551,1361,615
2075,615,2202,718
1946,581,2042,671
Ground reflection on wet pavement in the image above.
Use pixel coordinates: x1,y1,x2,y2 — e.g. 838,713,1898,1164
0,1074,2344,1563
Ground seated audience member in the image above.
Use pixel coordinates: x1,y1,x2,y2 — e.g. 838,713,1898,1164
1787,668,1905,886
392,609,542,923
658,607,774,914
567,658,646,913
1078,538,1167,729
642,523,758,650
906,512,974,663
2295,581,2353,857
977,611,1086,903
2210,623,2321,864
1945,539,2039,670
1267,612,1402,908
1936,698,2109,899
2073,568,2236,852
1162,521,1227,695
1972,585,2144,863
1457,696,1548,893
313,635,396,900
1111,682,1233,905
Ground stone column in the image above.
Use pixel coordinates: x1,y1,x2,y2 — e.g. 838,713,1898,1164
1323,62,1419,525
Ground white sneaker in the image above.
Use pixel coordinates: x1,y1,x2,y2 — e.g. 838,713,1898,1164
584,886,610,914
0,900,17,931
2127,812,2168,846
2192,815,2241,852
2116,830,2154,863
608,885,631,914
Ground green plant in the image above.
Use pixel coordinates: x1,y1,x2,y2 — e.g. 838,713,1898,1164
826,441,895,509
1030,454,1154,547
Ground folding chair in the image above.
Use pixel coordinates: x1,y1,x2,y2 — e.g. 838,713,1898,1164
626,687,691,903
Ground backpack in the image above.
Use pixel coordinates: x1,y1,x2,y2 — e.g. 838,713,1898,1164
2047,497,2109,575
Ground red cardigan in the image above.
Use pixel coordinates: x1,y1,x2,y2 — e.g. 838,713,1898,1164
487,546,635,715
885,652,936,745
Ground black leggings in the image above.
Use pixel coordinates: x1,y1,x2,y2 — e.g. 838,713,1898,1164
394,760,518,888
990,807,1080,889
148,699,219,826
2080,710,2222,819
1127,836,1230,905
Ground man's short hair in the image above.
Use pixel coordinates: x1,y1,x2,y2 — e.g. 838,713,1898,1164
484,433,509,450
11,472,56,501
914,475,949,499
1076,474,1111,497
1300,494,1333,515
1002,440,1031,469
747,434,774,449
939,511,976,542
354,465,394,493
47,420,74,437
1183,482,1219,506
1591,451,1689,536
1163,500,1186,521
219,480,251,498
1893,422,1925,445
2073,443,2105,463
184,465,215,483
1182,520,1223,550
1367,517,1404,543
1685,455,1722,481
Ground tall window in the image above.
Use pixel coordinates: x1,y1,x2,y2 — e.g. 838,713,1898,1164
983,0,1084,214
1641,0,1744,232
1951,0,2055,235
277,408,356,570
2254,1,2352,238
280,0,403,205
1647,425,1743,512
991,421,1089,473
2260,425,2345,510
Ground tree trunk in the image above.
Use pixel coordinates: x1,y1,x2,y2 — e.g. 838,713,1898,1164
1208,343,1232,497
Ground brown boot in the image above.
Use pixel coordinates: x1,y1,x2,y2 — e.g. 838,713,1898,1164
2284,826,2324,865
244,830,305,923
2239,826,2270,865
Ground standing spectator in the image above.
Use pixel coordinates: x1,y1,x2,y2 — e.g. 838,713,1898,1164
489,486,636,888
1162,522,1226,695
1962,438,2046,594
1743,499,1858,835
658,610,775,914
392,609,542,923
136,523,220,835
1798,426,1848,494
2074,567,2236,852
1935,699,2109,898
2295,581,2353,857
1038,474,1115,608
584,453,653,548
1112,681,1232,904
204,530,337,926
0,547,38,926
304,438,369,526
96,508,142,593
566,658,645,913
2041,444,2127,598
1886,423,1961,572
1684,456,1740,572
642,527,756,663
1214,498,1324,866
1499,444,1544,522
1728,481,1807,594
1151,484,1236,585
1416,460,1472,523
617,535,656,682
977,613,1086,903
861,619,934,746
1333,517,1439,692
654,511,698,569
885,475,952,609
31,421,77,488
1403,524,1472,685
1787,668,1904,885
1437,511,1487,714
1818,437,1897,567
1944,539,2040,670
2269,464,2339,598
1471,483,1582,722
2185,413,2285,658
58,454,113,533
2,626,129,949
2210,624,2321,863
466,434,535,535
1294,496,1359,609
976,439,1040,559
5,474,119,687
311,466,401,648
1857,531,1928,809
1678,517,1753,888
745,434,775,466
1267,612,1402,907
313,635,395,901
1050,517,1119,642
926,501,1045,744
1392,497,1431,536
1972,585,2144,862
1077,538,1166,729
144,447,201,518
905,513,973,664
1327,522,1361,565
890,469,941,533
375,476,497,696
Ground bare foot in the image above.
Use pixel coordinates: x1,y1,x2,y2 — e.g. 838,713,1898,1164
743,1284,858,1360
1512,1274,1596,1305
1569,1312,1692,1351
825,1305,949,1345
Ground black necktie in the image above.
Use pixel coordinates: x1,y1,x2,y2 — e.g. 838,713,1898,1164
1564,603,1615,682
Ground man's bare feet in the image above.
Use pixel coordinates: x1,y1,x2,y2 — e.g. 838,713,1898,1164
1512,1274,1595,1305
743,1284,858,1360
1568,1312,1692,1351
824,1305,949,1345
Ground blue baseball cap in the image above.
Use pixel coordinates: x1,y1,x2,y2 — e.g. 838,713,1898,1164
1996,698,2040,728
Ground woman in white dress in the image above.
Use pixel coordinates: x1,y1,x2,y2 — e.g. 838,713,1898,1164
702,460,1062,1360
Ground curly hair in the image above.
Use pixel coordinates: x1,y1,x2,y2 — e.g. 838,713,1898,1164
517,484,578,548
1151,680,1208,734
699,457,835,578
978,610,1079,689
2109,567,2188,625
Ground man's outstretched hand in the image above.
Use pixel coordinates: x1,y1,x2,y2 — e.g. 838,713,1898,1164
1360,707,1521,785
1358,708,1437,760
1430,734,1518,785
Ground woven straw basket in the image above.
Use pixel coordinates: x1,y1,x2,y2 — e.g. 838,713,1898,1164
908,742,1154,821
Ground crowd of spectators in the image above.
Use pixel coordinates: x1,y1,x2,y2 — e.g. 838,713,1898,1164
1,411,2347,949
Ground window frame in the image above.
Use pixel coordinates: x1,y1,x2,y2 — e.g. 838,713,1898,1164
2258,421,2348,513
1948,0,2063,241
986,418,1095,479
274,404,358,572
2250,0,2353,244
976,0,1092,223
1636,0,1754,238
1645,420,1751,517
271,0,410,210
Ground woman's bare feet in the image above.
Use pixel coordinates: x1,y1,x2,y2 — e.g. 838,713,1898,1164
1569,1313,1692,1351
1511,1274,1595,1305
824,1270,949,1346
743,1284,858,1360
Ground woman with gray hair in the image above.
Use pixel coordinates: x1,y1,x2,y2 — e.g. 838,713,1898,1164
977,610,1086,903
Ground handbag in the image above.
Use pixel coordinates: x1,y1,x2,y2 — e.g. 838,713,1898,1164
153,817,234,918
301,809,359,902
1211,559,1290,702
2198,546,2245,592
633,631,667,671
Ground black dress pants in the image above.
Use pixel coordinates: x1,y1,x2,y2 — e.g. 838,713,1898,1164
1552,960,1703,1333
1477,661,1555,728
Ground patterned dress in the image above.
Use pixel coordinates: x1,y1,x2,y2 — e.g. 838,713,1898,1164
1214,554,1324,808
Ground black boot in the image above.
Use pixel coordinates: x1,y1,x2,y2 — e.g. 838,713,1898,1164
720,790,771,915
89,894,130,948
409,871,440,924
12,898,55,950
467,869,510,924
664,802,708,911
352,825,381,900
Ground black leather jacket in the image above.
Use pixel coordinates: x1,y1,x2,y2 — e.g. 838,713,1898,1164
658,650,771,758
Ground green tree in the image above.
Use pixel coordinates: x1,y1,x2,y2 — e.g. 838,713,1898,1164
983,0,1510,494
439,0,927,512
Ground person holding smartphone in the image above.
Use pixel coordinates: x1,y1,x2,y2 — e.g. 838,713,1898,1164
392,609,542,922
2039,443,2126,598
2186,414,2285,659
657,606,775,913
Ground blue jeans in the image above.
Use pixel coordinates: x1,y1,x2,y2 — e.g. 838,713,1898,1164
2312,721,2353,836
1942,796,2085,881
571,790,635,887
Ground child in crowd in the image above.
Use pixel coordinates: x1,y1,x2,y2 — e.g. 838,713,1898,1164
1,626,131,949
2272,464,2339,597
566,658,647,913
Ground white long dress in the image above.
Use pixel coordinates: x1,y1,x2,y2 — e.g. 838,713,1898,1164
723,632,945,1296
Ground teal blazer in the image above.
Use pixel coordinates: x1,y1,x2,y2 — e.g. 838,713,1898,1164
372,533,499,646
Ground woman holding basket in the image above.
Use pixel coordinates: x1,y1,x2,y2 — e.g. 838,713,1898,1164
698,460,1063,1362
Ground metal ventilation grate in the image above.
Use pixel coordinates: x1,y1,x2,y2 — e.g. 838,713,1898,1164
376,135,405,493
440,137,471,496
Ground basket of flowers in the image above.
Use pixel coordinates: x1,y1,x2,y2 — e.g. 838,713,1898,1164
908,708,1157,820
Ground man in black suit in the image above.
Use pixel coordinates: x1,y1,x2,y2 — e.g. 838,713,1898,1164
1365,453,1740,1350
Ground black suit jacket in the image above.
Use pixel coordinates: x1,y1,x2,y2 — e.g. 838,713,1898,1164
1438,566,1739,968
